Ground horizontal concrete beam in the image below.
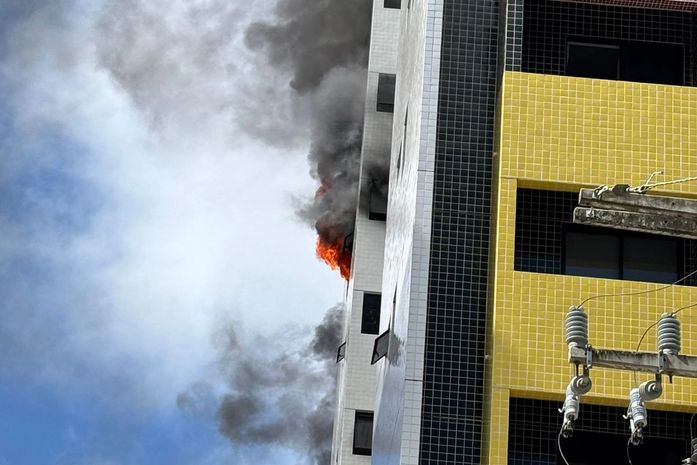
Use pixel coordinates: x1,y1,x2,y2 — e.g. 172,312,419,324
569,346,697,378
578,187,697,216
573,207,697,240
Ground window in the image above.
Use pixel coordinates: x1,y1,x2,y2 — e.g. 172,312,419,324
514,189,694,286
384,0,400,8
564,229,620,279
371,329,390,364
376,74,396,112
336,342,346,363
567,42,619,80
361,293,381,334
368,186,387,221
353,411,373,456
623,236,678,283
566,39,683,85
564,226,679,283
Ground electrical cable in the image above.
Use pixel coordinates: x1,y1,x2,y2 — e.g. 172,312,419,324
672,301,697,317
558,428,571,465
691,412,696,441
633,319,660,387
626,437,634,465
578,268,697,308
632,300,697,386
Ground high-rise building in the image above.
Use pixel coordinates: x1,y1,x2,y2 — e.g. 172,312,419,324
333,0,697,464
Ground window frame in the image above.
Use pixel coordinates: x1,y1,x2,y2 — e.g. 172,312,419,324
371,329,390,365
336,342,346,363
562,224,682,283
361,293,382,335
376,73,396,113
565,37,684,86
352,411,374,456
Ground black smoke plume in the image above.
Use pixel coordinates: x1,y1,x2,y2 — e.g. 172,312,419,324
247,0,374,277
177,304,344,465
96,0,383,276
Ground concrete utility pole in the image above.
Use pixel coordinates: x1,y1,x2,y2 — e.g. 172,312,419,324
562,308,697,463
574,183,697,240
560,174,697,463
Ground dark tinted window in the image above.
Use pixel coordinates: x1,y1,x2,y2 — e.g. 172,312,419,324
567,42,619,80
564,227,679,283
376,74,396,112
362,293,381,334
567,39,684,85
623,236,678,283
621,41,683,85
384,0,400,8
353,412,373,455
564,230,620,279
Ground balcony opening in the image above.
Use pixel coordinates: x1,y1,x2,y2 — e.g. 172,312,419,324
566,39,684,85
514,188,695,285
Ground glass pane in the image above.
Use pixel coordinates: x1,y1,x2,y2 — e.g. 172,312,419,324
620,41,683,86
336,342,346,363
567,42,619,80
371,330,390,364
564,231,620,279
353,412,373,455
376,73,396,112
362,293,381,334
623,236,678,284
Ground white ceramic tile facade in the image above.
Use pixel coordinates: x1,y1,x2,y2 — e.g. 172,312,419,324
331,2,401,465
371,0,443,464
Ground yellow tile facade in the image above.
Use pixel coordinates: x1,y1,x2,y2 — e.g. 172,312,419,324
485,71,697,463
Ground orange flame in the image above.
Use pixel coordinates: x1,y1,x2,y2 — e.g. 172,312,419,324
316,237,351,280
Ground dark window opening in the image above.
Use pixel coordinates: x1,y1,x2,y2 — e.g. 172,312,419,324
384,0,400,8
562,431,683,465
336,342,346,363
361,293,381,334
371,329,389,364
566,39,684,85
368,186,388,221
342,232,354,257
508,397,691,465
623,235,678,283
563,225,679,284
353,412,374,456
564,228,620,279
567,42,619,80
514,188,696,286
376,74,396,112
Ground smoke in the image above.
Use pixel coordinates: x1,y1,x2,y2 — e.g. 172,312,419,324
96,0,379,276
247,0,374,277
178,304,344,465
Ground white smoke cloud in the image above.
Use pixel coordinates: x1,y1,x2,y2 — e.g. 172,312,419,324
0,0,344,419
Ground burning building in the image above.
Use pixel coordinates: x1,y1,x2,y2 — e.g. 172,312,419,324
332,0,697,465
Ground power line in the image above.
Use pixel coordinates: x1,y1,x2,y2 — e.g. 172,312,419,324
557,428,571,465
578,268,697,308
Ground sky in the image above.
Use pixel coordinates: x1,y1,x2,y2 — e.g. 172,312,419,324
0,0,363,463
